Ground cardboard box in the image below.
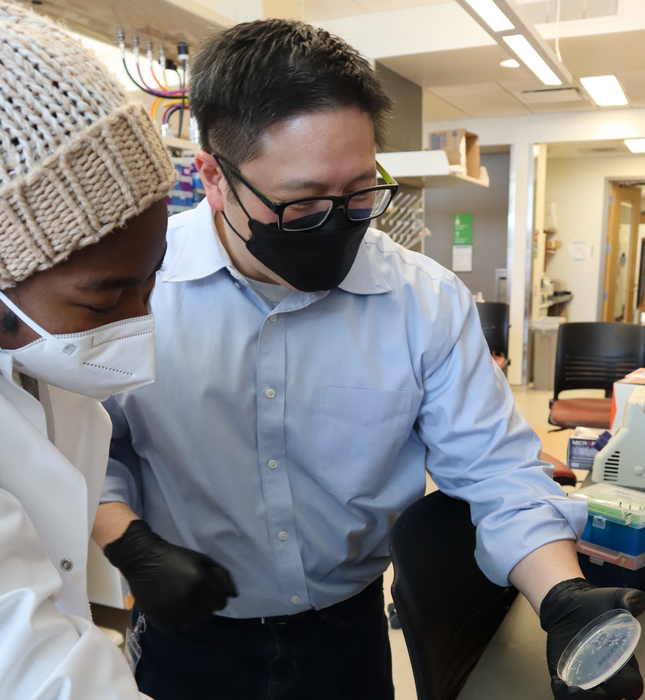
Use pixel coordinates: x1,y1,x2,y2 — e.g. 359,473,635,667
427,128,480,179
567,427,605,470
611,368,645,429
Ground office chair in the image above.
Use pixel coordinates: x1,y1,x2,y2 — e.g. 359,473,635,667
541,451,576,487
476,301,510,373
389,490,518,700
548,322,645,430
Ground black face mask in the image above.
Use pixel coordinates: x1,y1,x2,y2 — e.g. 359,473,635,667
224,208,370,293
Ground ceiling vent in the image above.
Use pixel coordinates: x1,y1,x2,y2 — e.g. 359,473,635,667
515,87,584,104
517,0,618,24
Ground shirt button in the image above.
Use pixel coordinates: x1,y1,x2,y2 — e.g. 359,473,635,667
265,388,276,399
60,559,73,572
234,282,240,288
279,531,288,540
291,595,300,604
268,459,278,469
269,314,277,322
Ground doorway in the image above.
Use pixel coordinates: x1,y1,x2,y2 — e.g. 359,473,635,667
603,183,642,323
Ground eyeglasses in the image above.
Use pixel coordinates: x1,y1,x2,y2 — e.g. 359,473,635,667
214,155,399,232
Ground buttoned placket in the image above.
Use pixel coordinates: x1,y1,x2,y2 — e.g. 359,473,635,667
255,307,310,610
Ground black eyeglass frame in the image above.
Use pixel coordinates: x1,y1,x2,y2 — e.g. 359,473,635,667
214,154,399,232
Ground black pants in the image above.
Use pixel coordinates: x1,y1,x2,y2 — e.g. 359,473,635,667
133,577,394,700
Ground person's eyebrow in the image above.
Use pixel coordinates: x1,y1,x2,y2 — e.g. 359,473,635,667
279,168,377,193
74,245,167,292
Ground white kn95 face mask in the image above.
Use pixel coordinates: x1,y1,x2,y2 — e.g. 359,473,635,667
0,291,155,401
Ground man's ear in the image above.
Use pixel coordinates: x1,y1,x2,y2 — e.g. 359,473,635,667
194,151,226,212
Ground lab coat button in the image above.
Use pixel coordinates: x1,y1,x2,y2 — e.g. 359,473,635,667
269,314,277,322
269,459,278,469
279,531,288,540
291,595,300,604
635,466,644,477
60,559,73,572
265,388,276,399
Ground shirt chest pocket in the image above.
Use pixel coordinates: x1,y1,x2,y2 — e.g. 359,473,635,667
316,387,413,497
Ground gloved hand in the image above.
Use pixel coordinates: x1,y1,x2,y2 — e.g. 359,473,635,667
540,578,645,700
104,519,238,632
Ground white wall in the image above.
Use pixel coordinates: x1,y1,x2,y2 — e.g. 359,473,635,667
424,107,645,385
544,155,645,323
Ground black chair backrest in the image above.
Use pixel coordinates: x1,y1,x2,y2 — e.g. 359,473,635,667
476,302,509,357
553,322,645,399
389,491,518,700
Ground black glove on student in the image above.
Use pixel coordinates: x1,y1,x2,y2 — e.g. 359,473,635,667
104,519,238,632
540,578,645,700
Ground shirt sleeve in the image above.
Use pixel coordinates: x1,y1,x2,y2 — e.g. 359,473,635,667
100,396,144,517
0,488,147,700
414,277,588,587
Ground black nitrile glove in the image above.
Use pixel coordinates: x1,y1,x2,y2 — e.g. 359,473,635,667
540,578,645,700
104,519,238,632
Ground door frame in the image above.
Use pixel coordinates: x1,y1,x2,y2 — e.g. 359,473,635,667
600,178,645,322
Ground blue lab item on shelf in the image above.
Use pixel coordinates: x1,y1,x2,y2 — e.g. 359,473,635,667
570,483,645,557
577,540,645,590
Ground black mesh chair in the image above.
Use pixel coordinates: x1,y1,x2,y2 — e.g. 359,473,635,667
389,491,518,700
549,322,645,429
476,302,510,373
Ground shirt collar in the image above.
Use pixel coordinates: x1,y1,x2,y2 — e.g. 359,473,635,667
163,199,231,284
164,201,391,296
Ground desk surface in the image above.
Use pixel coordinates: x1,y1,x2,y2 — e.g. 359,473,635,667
456,592,645,699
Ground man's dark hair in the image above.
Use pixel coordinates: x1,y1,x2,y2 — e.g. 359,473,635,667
190,19,393,166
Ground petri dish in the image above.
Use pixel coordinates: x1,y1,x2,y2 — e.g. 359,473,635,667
558,609,641,690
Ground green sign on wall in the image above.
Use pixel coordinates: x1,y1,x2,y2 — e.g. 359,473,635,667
453,214,473,246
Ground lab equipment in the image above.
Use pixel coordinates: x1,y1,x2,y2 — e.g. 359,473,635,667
557,609,641,690
570,483,645,556
593,386,645,487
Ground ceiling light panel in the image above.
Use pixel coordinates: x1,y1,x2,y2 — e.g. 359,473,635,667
503,34,561,85
454,0,573,87
500,58,520,68
580,75,628,106
625,139,645,153
462,0,515,31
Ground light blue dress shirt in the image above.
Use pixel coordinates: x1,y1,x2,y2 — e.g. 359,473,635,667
101,199,587,618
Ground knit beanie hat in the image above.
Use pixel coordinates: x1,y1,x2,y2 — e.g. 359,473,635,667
0,2,176,288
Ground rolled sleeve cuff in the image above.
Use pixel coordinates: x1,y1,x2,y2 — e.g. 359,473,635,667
99,458,143,516
474,496,588,587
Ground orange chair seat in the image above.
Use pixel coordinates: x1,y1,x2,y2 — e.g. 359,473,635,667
540,450,576,487
549,398,613,429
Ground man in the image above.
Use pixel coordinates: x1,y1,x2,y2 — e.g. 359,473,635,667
93,19,645,700
0,3,178,698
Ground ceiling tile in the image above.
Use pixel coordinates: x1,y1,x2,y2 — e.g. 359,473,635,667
527,100,597,114
430,82,531,117
354,0,450,10
379,45,531,88
423,88,471,121
305,0,366,21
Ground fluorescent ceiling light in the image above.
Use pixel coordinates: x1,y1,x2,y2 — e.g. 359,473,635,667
503,34,562,86
580,75,628,107
625,139,645,153
462,0,514,32
500,58,520,68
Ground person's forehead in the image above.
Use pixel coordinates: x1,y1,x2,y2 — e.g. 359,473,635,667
243,109,377,187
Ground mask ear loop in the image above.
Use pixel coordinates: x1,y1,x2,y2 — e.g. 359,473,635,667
0,291,79,354
214,157,256,244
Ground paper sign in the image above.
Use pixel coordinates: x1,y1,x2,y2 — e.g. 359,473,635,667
453,214,473,246
452,245,473,272
569,241,591,261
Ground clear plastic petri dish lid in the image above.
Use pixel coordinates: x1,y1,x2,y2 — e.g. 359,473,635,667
558,609,641,690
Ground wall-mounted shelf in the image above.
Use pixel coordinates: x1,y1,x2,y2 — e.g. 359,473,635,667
376,150,489,189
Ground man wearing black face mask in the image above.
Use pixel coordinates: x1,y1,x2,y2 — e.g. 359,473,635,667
92,19,644,700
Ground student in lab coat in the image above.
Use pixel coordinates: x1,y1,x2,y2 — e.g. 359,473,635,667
0,4,177,698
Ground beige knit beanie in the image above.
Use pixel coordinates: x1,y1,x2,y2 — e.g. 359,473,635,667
0,2,176,288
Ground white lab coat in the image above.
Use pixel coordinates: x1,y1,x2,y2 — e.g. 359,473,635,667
0,352,148,700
